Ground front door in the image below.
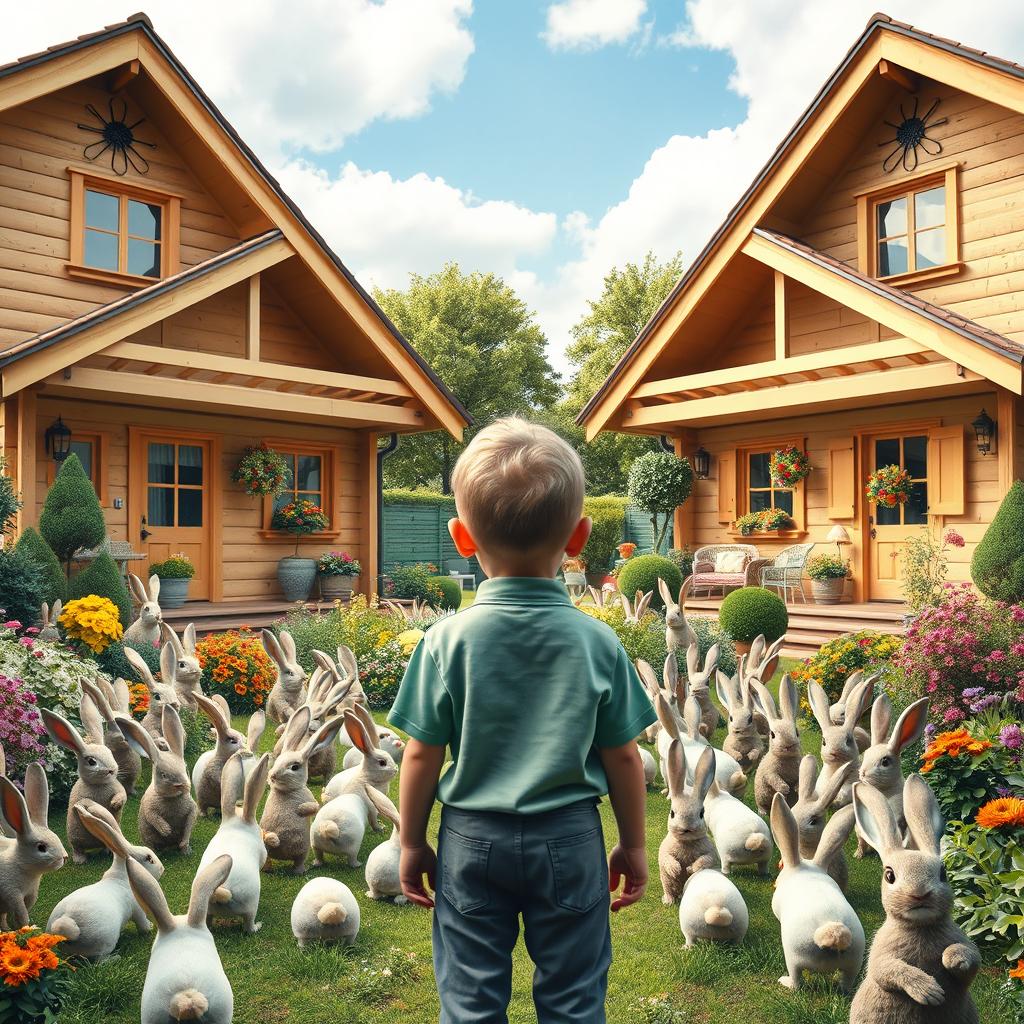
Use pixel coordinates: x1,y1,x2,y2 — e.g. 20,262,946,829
866,433,929,601
130,430,213,601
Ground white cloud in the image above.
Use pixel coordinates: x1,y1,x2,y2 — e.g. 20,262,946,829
542,0,648,51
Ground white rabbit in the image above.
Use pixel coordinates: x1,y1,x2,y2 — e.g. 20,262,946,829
192,705,267,804
125,573,163,647
126,852,234,1024
41,705,126,863
262,628,308,725
850,776,980,1024
702,775,772,876
789,756,856,892
769,792,864,992
125,645,182,742
829,671,873,751
341,728,405,770
198,752,271,933
684,642,720,737
364,789,407,904
161,622,203,710
291,876,361,948
638,746,658,788
84,678,142,795
750,675,802,815
678,867,749,947
808,675,875,808
46,800,163,960
659,577,696,653
0,769,67,927
619,589,653,624
38,599,62,642
323,703,400,802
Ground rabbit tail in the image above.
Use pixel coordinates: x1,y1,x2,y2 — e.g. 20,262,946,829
49,915,80,941
212,886,232,905
744,833,769,852
814,922,852,951
704,906,733,927
169,989,209,1020
318,821,340,840
730,770,747,791
317,902,347,925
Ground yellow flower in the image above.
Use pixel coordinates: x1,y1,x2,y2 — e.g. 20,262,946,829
396,629,424,656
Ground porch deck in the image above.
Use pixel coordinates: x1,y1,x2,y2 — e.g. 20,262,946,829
162,599,319,635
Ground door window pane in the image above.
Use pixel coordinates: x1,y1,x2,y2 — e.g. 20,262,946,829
148,487,173,526
878,238,908,276
128,200,161,240
774,490,794,516
904,436,928,479
127,239,160,278
296,455,322,493
749,453,770,488
84,229,118,270
876,504,900,526
914,186,945,229
876,197,907,237
85,190,119,230
875,438,900,469
905,482,929,524
147,443,174,484
915,227,945,270
178,489,203,527
177,446,203,486
69,440,93,481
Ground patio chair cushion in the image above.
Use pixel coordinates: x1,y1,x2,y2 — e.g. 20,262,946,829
693,572,747,587
715,550,747,574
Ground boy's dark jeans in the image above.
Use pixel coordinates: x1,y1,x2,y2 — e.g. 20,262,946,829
433,799,611,1024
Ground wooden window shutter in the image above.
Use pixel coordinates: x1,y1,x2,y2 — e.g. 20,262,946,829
717,450,737,523
826,437,856,519
928,425,965,515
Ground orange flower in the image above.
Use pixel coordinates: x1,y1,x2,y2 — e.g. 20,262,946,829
1,944,41,986
1009,960,1024,980
234,683,247,696
976,797,1024,830
253,694,264,705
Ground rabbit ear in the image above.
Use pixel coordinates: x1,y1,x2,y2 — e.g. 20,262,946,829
770,792,801,870
115,714,160,761
0,777,29,836
40,708,87,755
247,710,267,751
146,574,160,602
24,763,49,824
814,804,855,869
666,738,687,798
343,710,373,756
836,673,860,709
160,623,185,658
159,643,176,685
763,636,785,664
161,705,185,759
279,629,297,662
41,601,50,626
807,681,831,730
212,694,232,723
281,706,312,751
682,695,702,741
337,645,358,679
778,674,798,723
635,660,660,699
311,650,336,678
124,647,156,688
51,598,62,621
817,760,855,810
663,651,680,694
748,634,766,666
903,774,943,855
750,681,777,720
870,693,893,745
364,786,400,830
127,573,148,604
127,857,175,933
888,698,929,757
618,593,632,618
654,693,679,739
260,629,286,668
113,677,131,713
83,679,116,727
715,673,733,712
636,591,653,618
303,715,344,762
852,781,901,855
220,752,245,819
75,802,131,858
187,852,233,928
703,644,720,676
183,623,197,654
79,690,105,745
797,754,818,803
351,702,380,747
242,753,271,824
693,744,716,801
0,742,6,777
658,577,673,607
686,644,699,678
847,677,875,725
195,693,228,737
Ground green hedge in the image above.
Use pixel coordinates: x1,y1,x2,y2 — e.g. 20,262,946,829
971,480,1024,603
383,489,457,510
582,495,628,573
719,586,789,644
14,527,65,606
617,554,682,611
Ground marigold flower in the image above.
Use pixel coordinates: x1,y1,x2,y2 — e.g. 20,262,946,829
1009,959,1024,980
975,797,1024,829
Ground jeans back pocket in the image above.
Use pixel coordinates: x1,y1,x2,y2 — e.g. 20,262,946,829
548,827,607,914
440,827,492,914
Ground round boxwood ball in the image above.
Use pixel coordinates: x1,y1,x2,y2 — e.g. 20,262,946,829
718,586,788,644
616,554,683,612
430,575,463,612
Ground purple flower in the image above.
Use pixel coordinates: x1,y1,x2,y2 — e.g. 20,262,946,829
969,694,1001,713
962,687,986,699
999,724,1023,750
925,724,936,742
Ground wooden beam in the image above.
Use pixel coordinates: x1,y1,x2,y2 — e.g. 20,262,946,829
774,271,788,360
673,432,697,551
245,273,260,362
877,59,919,92
997,388,1017,498
15,391,36,533
108,58,141,93
361,432,380,598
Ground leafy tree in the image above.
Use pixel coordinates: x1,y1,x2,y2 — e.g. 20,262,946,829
14,527,65,605
38,454,105,574
971,480,1024,602
375,263,560,492
0,547,45,625
627,450,694,554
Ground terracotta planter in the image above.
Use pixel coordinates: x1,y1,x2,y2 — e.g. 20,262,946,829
320,574,357,601
158,577,190,608
278,557,317,602
811,577,846,605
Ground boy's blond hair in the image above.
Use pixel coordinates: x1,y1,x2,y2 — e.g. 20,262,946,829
452,417,585,552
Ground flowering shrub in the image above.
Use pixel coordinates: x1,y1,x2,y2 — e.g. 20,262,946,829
0,673,49,788
806,553,849,581
359,639,408,709
196,628,276,714
148,553,195,579
769,446,811,487
317,551,362,577
58,595,123,654
0,927,73,1019
384,563,444,605
232,445,290,497
271,499,329,555
790,630,902,709
733,507,792,535
902,528,964,613
127,681,149,716
865,464,913,507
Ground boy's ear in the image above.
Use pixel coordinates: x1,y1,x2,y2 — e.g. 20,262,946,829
448,518,477,557
564,516,592,557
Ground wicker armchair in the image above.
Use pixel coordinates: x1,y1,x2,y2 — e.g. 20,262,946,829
759,543,815,604
689,544,763,598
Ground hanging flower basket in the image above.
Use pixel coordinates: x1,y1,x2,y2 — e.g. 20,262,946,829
866,464,913,508
769,446,812,487
232,445,290,497
733,507,793,536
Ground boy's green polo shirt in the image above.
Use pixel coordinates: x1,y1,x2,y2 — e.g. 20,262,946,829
388,576,657,815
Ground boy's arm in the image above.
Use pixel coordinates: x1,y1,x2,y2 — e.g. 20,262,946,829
398,738,447,909
598,740,649,912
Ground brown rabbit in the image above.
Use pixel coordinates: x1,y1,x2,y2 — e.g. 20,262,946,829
750,675,801,816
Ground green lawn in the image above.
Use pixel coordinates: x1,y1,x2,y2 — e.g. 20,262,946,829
37,673,1014,1023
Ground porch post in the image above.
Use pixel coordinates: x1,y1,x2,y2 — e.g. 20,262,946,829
360,430,379,598
673,431,697,552
996,388,1021,495
15,390,37,534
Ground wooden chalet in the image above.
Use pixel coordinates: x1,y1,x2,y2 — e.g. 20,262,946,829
580,13,1024,605
0,14,468,612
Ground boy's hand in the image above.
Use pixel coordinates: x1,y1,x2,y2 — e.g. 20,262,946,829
400,844,438,909
608,844,647,912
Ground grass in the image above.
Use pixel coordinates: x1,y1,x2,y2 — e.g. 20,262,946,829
35,663,1015,1023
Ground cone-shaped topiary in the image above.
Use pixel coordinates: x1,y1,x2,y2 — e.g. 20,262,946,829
616,554,683,611
14,526,65,605
718,586,789,644
971,479,1024,603
66,550,132,630
38,454,105,569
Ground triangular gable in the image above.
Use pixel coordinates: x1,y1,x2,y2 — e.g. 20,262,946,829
0,15,469,436
580,12,1024,435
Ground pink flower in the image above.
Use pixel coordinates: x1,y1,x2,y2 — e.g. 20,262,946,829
3,620,22,630
944,529,965,548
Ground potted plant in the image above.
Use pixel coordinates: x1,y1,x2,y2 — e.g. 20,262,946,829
271,499,329,602
718,586,789,664
865,464,913,508
317,550,362,601
733,507,793,536
806,552,849,605
232,445,290,497
616,541,637,560
148,553,195,608
769,446,812,487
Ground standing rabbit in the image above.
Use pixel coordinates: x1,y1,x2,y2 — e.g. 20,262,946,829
750,675,802,815
117,708,198,855
125,646,182,742
192,705,266,806
850,776,980,1023
0,768,67,927
717,672,764,772
126,852,234,1024
323,703,399,803
685,642,720,737
263,629,308,725
808,676,874,808
660,577,696,653
46,800,163,960
260,706,345,874
161,622,203,711
703,775,772,876
619,589,653,624
770,792,864,992
193,693,250,816
41,705,126,863
38,600,62,642
85,678,142,795
198,752,271,933
658,740,719,904
830,671,873,752
638,746,658,788
125,573,163,647
789,756,855,891
291,876,360,948
364,788,406,903
678,868,749,947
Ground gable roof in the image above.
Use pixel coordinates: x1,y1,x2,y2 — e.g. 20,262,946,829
0,13,471,429
578,12,1024,428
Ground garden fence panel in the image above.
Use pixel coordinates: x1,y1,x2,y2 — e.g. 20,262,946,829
382,502,483,582
623,506,672,554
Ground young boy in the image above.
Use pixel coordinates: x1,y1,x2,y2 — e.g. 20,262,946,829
388,417,657,1023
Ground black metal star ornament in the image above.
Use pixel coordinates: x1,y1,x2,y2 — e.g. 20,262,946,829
880,97,947,173
77,98,156,176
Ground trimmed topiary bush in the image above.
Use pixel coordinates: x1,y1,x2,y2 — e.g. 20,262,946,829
14,527,65,606
0,547,45,625
96,636,162,682
627,451,694,553
429,576,462,611
971,480,1024,603
718,586,789,644
616,554,682,612
66,550,132,630
581,495,628,573
38,454,105,571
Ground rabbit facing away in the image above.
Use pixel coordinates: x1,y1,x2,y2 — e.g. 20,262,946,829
85,677,142,796
126,852,235,1024
192,705,267,807
161,622,203,711
716,672,764,772
263,629,308,725
198,752,271,933
0,769,67,927
322,703,399,803
38,599,62,642
125,573,163,647
125,645,182,742
808,676,875,808
364,789,406,903
770,792,865,993
291,876,361,948
678,867,749,947
117,707,198,855
261,706,345,874
850,776,980,1024
789,756,855,892
750,675,802,816
658,739,719,904
684,642,720,737
41,705,126,864
703,776,772,876
46,800,163,960
620,589,653,624
660,577,697,654
638,746,658,788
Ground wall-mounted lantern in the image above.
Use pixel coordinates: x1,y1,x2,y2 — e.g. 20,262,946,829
44,417,72,463
692,445,711,480
971,408,996,456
